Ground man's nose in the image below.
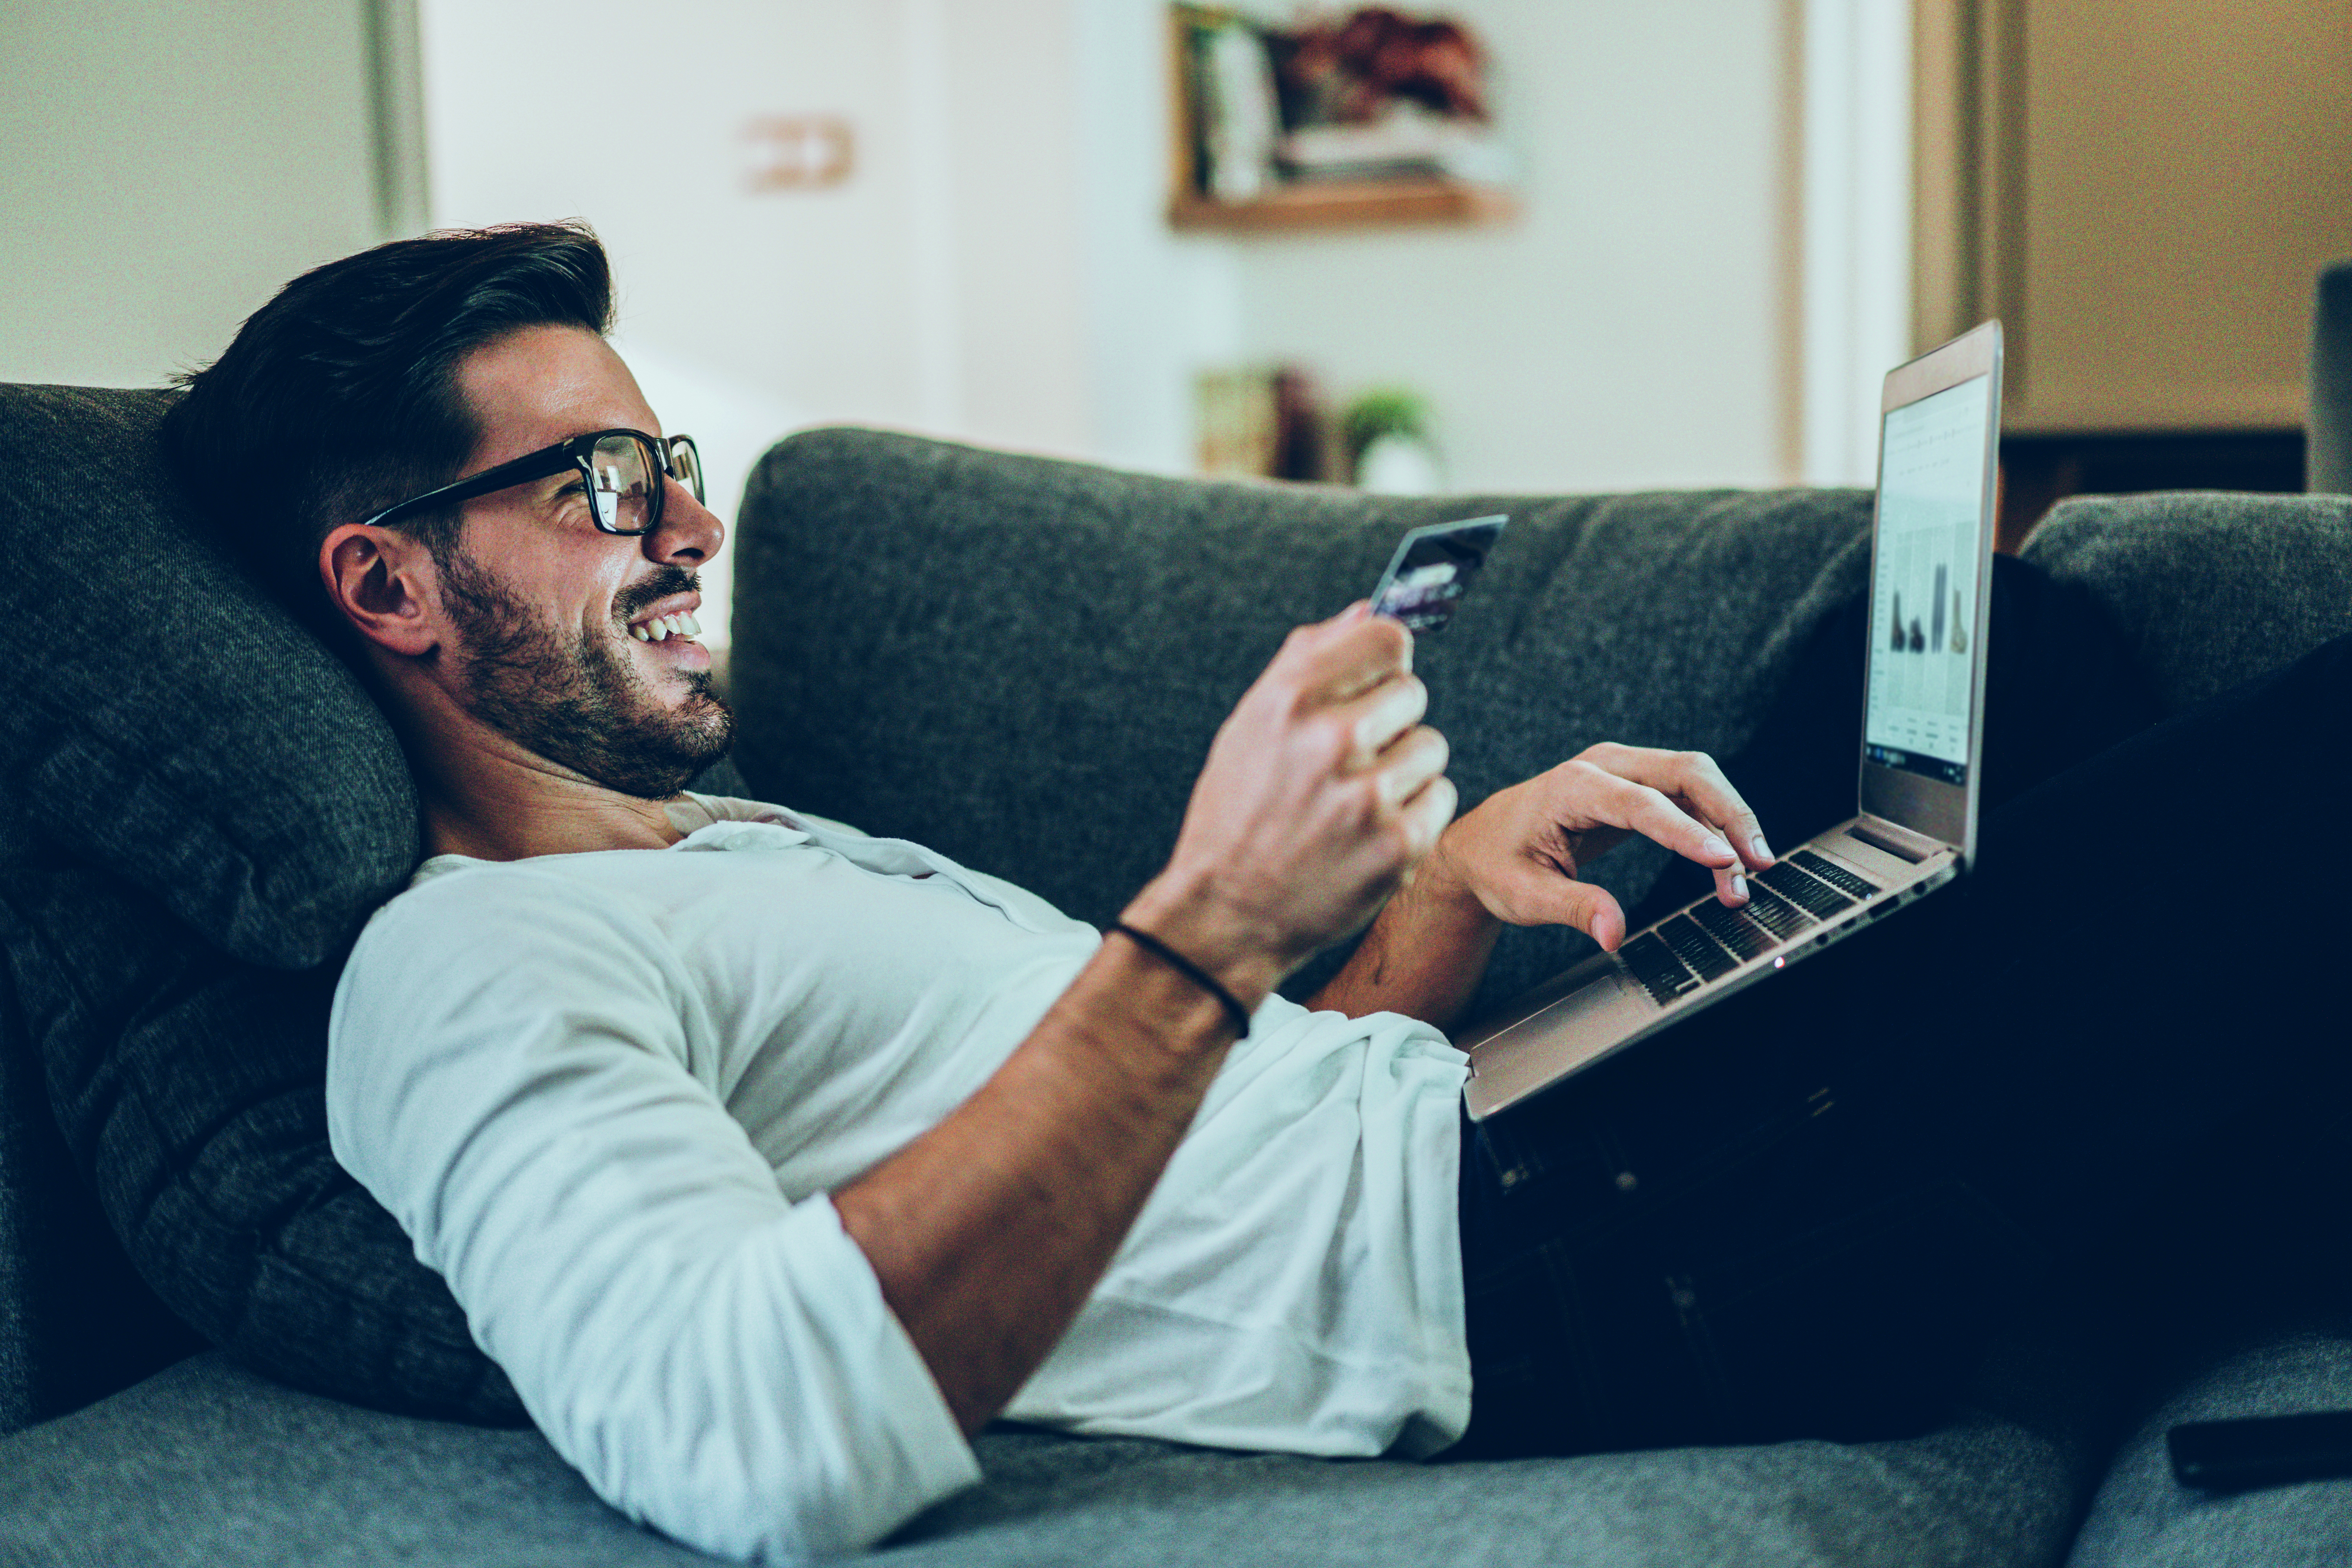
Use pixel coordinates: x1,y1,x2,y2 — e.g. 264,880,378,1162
645,479,724,566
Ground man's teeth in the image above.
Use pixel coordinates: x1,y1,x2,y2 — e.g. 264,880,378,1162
630,611,703,643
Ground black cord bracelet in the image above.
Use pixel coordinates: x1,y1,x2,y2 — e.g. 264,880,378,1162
1109,921,1252,1038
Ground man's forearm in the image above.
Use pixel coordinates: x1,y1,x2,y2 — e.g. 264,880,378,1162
833,924,1254,1434
1308,862,1499,1031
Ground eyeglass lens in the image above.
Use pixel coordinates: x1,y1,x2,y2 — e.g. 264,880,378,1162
669,437,704,503
587,435,659,533
584,434,704,532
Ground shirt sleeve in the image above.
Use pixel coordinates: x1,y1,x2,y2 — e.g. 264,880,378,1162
325,870,980,1562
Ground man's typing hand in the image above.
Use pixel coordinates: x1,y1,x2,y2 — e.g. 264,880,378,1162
1430,743,1772,953
1309,743,1772,1031
1124,602,1456,1001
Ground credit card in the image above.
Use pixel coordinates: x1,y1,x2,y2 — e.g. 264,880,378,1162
1369,514,1508,633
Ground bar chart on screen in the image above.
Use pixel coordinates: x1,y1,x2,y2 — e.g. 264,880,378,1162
1877,530,1971,737
1863,374,1990,781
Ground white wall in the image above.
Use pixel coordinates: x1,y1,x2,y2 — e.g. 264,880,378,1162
1074,0,1248,474
420,0,1817,522
0,0,392,387
420,0,1112,448
1801,0,1911,485
6,0,1834,500
420,0,1193,644
1223,0,1804,492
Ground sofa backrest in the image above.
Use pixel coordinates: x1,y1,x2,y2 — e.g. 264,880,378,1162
729,428,1881,1015
731,431,2352,1022
2022,490,2352,713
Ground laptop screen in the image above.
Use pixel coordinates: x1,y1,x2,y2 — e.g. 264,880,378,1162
1862,373,1993,788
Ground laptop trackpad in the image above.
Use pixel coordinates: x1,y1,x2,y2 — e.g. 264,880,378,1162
1463,965,1652,1119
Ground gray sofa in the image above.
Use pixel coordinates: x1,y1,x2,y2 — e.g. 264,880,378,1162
4,386,2352,1566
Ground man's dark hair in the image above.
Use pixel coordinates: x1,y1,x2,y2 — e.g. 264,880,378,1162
162,221,615,629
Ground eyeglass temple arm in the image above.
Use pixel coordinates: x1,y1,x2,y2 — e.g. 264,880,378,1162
356,444,586,532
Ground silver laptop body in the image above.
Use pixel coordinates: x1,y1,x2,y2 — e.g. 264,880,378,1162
1461,321,2005,1120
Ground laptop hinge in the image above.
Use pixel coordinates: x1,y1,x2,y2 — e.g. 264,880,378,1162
1848,815,1947,865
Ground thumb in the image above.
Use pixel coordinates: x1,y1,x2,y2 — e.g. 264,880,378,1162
1496,864,1628,950
1557,881,1629,951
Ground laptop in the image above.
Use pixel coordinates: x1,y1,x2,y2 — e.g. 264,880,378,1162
1459,320,2004,1120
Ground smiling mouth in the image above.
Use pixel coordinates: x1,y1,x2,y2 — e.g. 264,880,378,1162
629,610,704,643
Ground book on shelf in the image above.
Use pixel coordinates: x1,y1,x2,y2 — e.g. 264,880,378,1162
1169,4,1514,225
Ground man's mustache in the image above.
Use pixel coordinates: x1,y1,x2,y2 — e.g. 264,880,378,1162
613,568,701,625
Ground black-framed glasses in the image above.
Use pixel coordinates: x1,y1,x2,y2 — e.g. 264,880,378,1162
359,429,704,537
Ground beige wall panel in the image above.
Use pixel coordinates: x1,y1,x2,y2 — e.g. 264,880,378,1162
2011,0,2352,431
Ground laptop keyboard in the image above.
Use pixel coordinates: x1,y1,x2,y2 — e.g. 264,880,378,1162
1616,852,1884,1005
1791,848,1879,899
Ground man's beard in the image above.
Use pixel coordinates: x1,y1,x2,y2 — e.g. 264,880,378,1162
436,551,735,800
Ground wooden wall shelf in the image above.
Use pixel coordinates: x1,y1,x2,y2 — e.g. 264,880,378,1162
1167,179,1516,234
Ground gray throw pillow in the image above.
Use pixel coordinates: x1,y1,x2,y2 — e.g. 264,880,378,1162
0,385,418,968
0,383,519,1421
0,850,521,1423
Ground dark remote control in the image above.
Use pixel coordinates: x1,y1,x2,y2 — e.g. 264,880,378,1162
2169,1411,2352,1490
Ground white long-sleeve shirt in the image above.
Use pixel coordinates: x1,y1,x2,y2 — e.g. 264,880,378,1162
326,794,1472,1563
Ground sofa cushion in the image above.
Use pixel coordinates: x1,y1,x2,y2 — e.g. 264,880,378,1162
730,428,1875,1013
0,732,746,1432
0,1334,2102,1568
2064,1314,2352,1568
0,384,421,969
2021,492,2352,715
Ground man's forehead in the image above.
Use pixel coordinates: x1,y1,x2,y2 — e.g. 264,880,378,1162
456,324,659,466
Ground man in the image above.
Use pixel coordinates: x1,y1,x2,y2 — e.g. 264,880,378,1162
165,224,2352,1561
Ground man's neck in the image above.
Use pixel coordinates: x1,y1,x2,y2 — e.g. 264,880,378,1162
412,717,686,862
422,776,682,862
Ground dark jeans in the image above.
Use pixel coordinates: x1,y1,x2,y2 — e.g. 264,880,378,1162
1452,557,2352,1457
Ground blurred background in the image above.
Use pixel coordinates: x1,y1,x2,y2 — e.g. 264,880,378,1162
4,0,2348,651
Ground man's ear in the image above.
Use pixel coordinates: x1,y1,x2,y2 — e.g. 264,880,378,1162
319,523,441,659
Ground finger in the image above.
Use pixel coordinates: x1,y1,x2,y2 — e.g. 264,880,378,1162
1568,764,1741,877
1667,752,1772,871
1328,674,1430,771
1584,744,1772,869
1285,612,1413,705
1394,772,1458,862
1492,860,1629,949
1367,724,1449,808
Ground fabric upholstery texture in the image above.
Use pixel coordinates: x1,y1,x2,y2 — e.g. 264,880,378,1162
730,428,1874,1014
0,853,521,1428
0,965,29,1432
2020,491,2352,714
0,382,531,1428
0,896,201,1437
0,385,419,969
0,1336,2104,1568
2065,1315,2352,1567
